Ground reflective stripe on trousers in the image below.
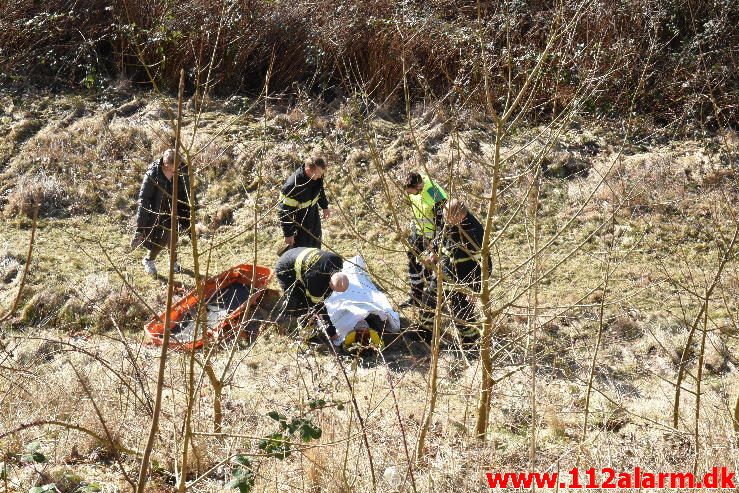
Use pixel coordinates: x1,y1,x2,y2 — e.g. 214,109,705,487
409,272,424,285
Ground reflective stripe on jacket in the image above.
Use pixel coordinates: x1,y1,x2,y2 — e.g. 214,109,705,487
281,193,321,209
294,248,324,303
279,166,328,238
442,246,482,264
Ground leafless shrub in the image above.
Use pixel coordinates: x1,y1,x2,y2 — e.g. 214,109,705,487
0,1,736,487
19,287,66,325
3,1,736,125
4,171,70,218
0,251,22,284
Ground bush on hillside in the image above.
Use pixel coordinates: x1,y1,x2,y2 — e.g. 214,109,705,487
0,0,736,127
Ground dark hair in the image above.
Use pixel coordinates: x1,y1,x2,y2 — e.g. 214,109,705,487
405,172,423,189
306,155,327,169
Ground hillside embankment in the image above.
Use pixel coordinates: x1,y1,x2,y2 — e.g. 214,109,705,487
0,87,737,491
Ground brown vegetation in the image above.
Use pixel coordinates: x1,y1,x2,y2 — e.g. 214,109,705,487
0,88,734,490
0,0,737,485
1,1,737,126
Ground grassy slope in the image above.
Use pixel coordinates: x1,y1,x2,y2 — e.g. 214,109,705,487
0,89,737,491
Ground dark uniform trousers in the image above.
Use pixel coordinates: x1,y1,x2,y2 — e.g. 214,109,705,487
144,218,173,260
292,205,322,249
419,264,480,343
406,231,433,303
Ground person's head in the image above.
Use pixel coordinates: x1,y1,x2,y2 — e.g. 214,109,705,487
444,198,468,225
162,149,178,174
404,172,423,195
304,154,327,180
329,272,349,292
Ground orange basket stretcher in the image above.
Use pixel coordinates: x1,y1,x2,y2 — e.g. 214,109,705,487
144,264,273,351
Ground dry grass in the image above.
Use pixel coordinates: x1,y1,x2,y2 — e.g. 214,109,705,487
4,171,70,219
1,324,735,491
0,250,22,286
0,92,737,491
18,288,67,326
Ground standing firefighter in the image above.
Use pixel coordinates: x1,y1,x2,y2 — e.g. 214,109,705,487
274,247,349,343
279,154,331,250
419,199,486,347
402,172,447,307
132,149,191,276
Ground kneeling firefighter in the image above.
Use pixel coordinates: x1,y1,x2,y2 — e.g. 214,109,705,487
274,247,349,343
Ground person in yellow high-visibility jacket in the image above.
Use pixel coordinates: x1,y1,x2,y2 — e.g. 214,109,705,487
401,171,447,307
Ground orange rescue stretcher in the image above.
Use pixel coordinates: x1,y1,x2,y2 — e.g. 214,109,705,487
144,263,273,350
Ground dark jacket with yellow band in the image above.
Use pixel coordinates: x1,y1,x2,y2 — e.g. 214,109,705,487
279,166,328,238
275,247,342,337
440,212,487,292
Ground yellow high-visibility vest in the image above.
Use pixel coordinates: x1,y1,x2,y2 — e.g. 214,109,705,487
409,175,447,237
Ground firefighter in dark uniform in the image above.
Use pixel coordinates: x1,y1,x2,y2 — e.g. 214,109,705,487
401,172,447,307
279,154,331,249
274,247,349,343
132,149,191,276
419,199,487,346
